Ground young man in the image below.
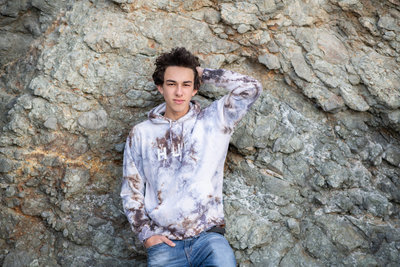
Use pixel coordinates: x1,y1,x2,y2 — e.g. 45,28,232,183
121,47,262,266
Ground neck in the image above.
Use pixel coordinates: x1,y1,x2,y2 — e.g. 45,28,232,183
164,106,190,121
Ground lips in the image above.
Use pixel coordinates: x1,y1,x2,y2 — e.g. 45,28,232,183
173,99,185,104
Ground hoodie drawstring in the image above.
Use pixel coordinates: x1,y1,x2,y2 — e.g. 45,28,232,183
169,120,183,162
150,102,200,162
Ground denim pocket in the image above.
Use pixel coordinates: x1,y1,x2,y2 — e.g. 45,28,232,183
147,242,166,252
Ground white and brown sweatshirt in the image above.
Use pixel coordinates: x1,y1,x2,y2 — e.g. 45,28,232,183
121,68,262,243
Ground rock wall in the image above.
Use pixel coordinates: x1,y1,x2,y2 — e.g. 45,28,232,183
1,0,399,266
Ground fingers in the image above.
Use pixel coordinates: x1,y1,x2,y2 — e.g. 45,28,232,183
144,236,158,248
161,236,176,247
196,67,203,78
144,235,176,248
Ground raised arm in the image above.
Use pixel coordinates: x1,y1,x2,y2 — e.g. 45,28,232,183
200,68,262,130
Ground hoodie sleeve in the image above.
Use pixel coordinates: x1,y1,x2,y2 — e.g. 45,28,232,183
201,68,262,130
120,127,155,243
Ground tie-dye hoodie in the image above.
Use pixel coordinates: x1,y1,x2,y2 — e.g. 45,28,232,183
121,68,262,243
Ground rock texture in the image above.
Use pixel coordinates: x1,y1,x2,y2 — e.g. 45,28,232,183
1,0,400,266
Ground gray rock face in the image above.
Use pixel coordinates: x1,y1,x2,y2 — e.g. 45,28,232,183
0,0,70,67
0,0,399,266
258,53,280,70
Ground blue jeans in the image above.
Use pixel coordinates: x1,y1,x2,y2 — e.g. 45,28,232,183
147,232,236,267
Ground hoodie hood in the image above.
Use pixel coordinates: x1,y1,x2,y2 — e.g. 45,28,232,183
148,101,201,124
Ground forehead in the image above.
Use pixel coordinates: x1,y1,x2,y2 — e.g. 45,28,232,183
164,66,194,82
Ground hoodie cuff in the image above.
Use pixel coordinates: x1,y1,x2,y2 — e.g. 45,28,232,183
138,226,156,244
201,68,223,83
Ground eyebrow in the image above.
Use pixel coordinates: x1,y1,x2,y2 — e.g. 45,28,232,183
166,80,193,84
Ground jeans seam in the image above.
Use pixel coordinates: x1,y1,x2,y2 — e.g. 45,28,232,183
184,240,191,267
189,240,193,267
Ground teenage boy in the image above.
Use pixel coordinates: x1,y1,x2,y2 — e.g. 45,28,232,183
121,47,262,266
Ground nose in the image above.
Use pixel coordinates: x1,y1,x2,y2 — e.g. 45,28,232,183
175,85,183,96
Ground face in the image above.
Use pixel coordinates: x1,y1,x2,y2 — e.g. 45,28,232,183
157,66,198,121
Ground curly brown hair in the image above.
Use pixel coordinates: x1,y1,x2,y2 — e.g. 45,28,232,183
152,47,201,90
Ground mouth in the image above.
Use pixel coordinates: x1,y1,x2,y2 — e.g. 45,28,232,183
173,99,185,104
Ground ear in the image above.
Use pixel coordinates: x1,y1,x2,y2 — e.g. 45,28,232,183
157,85,163,95
192,89,198,97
